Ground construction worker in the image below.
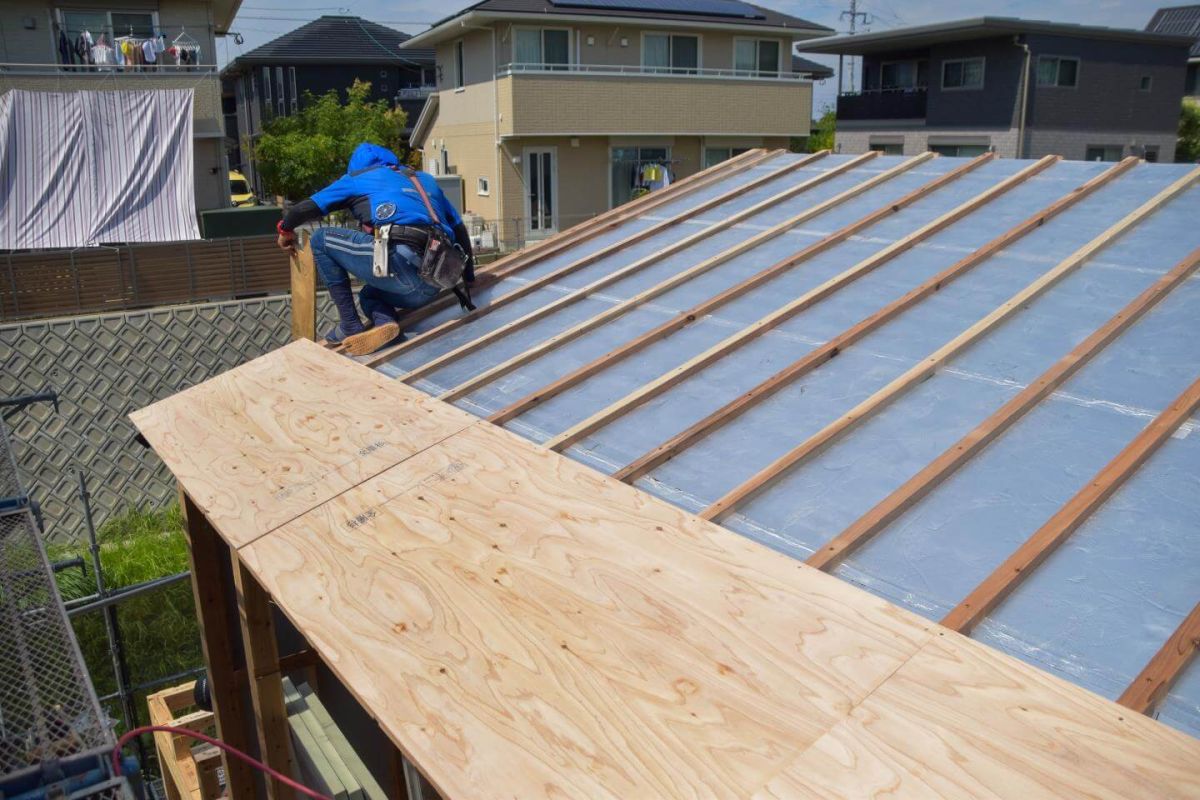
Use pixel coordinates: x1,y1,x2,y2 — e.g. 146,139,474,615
276,142,475,355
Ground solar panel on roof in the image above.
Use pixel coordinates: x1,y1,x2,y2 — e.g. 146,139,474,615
549,0,766,20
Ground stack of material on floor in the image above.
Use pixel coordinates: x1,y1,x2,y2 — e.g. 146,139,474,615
282,678,385,800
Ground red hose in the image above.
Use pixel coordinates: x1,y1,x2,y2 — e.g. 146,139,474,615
114,725,332,800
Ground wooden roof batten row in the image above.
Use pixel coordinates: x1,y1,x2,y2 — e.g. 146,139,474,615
132,150,1200,799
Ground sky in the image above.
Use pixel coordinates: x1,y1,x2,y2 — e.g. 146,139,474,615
217,0,1176,114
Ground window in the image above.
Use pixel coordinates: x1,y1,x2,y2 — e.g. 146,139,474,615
61,10,156,40
454,40,465,89
477,176,490,196
289,67,298,113
643,33,699,74
514,28,571,68
869,142,903,155
611,146,669,206
703,147,750,169
261,66,272,114
1143,146,1159,163
929,143,989,157
1037,56,1078,87
422,66,436,86
941,58,984,90
880,60,924,90
1085,145,1123,162
734,39,780,77
525,148,557,233
275,66,285,116
1139,75,1152,92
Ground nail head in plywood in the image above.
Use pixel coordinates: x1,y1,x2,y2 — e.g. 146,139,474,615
809,240,1200,571
701,164,1200,522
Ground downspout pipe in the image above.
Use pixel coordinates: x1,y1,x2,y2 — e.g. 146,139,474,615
1014,35,1031,159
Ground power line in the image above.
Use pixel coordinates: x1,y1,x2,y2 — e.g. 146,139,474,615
235,14,434,24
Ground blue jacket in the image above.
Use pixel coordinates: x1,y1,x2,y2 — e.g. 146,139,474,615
310,143,463,238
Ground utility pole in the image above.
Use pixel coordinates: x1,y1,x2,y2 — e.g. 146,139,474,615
839,0,870,94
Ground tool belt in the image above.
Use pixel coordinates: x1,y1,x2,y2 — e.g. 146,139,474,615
387,225,432,249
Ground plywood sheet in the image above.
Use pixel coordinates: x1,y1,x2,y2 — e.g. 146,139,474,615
131,339,476,548
756,634,1200,800
239,422,933,800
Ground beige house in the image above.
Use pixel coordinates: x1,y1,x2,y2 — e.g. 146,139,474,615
402,0,831,248
0,0,240,212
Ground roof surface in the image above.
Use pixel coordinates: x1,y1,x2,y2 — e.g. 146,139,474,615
800,15,1196,55
1146,4,1200,57
225,16,434,69
402,0,832,48
791,54,833,78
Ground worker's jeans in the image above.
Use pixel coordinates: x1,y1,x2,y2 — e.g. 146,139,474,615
309,227,439,311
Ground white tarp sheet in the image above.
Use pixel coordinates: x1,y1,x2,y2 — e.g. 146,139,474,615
0,88,200,249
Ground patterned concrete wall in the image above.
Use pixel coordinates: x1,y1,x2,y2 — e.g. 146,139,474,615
0,294,335,543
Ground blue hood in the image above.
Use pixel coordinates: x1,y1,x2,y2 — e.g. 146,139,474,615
347,143,400,173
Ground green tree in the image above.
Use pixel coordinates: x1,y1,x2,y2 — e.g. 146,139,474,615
805,106,836,153
252,80,408,201
1178,99,1200,163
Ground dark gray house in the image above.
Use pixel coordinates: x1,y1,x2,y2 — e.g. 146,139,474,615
220,15,435,194
1146,5,1200,97
800,17,1193,161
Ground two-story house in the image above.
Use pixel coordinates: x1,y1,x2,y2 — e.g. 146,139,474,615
0,0,239,213
1146,5,1200,97
400,0,832,248
799,17,1193,162
220,16,436,196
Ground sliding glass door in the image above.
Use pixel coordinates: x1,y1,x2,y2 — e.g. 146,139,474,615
524,148,558,236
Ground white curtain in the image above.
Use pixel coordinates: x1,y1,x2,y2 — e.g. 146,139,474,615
0,88,199,249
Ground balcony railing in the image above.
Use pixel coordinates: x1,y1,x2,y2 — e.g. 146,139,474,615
0,62,216,76
396,85,437,99
497,62,807,82
837,88,927,121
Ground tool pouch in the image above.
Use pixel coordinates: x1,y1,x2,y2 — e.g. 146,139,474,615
416,229,470,290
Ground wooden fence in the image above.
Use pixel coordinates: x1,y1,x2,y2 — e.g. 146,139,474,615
1,236,290,321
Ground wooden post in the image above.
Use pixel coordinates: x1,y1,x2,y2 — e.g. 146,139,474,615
290,233,317,342
178,487,257,800
232,555,297,800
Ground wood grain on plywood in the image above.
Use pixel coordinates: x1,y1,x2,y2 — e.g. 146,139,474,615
756,634,1200,800
131,340,476,548
239,422,932,800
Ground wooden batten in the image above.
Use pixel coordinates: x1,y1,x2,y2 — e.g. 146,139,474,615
489,152,996,426
544,154,1056,454
614,157,1137,483
700,165,1200,522
807,234,1200,572
401,151,886,387
365,149,786,367
1119,602,1200,716
289,244,317,342
942,374,1200,634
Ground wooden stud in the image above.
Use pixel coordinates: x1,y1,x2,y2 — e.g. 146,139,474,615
1119,601,1200,716
402,151,888,387
438,151,913,402
809,243,1200,570
545,154,1056,453
290,241,316,342
609,155,1132,482
232,554,297,800
489,152,999,425
943,374,1200,635
700,165,1200,522
614,158,1137,483
378,148,773,337
366,150,819,367
178,486,257,800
